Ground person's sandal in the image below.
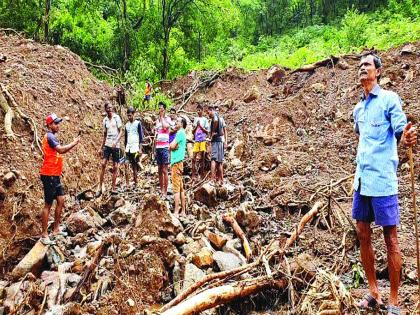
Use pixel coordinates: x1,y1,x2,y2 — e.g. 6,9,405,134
357,294,384,310
387,305,401,315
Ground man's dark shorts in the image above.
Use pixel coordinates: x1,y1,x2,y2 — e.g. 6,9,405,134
144,95,151,101
41,175,64,205
352,189,399,226
211,141,224,163
126,152,139,165
156,148,169,165
103,146,120,163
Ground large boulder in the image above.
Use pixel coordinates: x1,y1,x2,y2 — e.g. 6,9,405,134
183,263,205,292
66,208,105,235
194,183,217,207
266,65,286,84
213,251,244,271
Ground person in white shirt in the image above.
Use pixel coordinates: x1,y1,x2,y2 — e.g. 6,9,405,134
124,107,143,188
97,103,123,196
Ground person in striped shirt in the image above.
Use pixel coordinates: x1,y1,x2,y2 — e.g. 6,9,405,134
154,101,172,197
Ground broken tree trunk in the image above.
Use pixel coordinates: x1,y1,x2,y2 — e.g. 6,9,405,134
0,89,15,139
291,56,340,73
65,239,111,302
223,214,252,259
162,278,287,315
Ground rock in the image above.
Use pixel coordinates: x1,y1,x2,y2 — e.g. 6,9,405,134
231,158,243,169
66,208,105,234
229,139,244,160
213,251,244,271
336,59,349,70
173,261,183,296
182,240,203,257
0,280,8,299
192,248,214,268
3,172,16,188
11,241,47,279
174,232,187,246
379,77,392,85
235,209,262,233
401,44,416,55
223,239,247,265
120,243,135,258
4,281,30,312
183,263,205,291
194,183,217,207
205,231,228,249
108,203,134,226
87,240,102,256
243,85,259,103
71,259,84,273
127,298,135,307
311,82,325,93
290,253,320,279
266,65,286,84
114,198,125,208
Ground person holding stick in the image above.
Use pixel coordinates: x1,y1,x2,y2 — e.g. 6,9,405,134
352,53,417,315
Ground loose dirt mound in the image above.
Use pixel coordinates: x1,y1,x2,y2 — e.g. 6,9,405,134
0,33,112,270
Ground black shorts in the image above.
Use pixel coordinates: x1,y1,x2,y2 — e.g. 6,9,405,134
103,146,120,163
41,175,64,205
126,152,139,165
156,148,169,165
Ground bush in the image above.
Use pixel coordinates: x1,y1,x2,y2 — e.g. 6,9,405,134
341,9,370,50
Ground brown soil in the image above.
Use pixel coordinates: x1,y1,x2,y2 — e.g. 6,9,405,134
0,31,419,314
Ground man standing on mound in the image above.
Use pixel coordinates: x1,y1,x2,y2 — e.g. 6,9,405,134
40,113,80,244
352,53,417,315
97,103,123,196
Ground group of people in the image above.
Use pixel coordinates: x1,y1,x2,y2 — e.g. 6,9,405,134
37,54,417,314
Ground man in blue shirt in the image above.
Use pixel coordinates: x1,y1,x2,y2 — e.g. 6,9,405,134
353,54,417,314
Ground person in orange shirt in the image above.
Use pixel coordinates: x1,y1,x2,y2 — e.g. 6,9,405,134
143,79,153,107
40,113,80,244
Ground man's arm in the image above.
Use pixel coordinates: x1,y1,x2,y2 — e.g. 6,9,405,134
169,138,179,151
223,127,228,144
55,137,80,154
161,116,170,129
138,122,144,145
124,126,128,148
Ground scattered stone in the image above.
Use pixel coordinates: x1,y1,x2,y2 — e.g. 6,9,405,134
229,139,244,160
3,172,16,188
0,280,8,299
230,158,243,169
192,247,214,268
379,77,392,85
223,239,247,265
266,65,286,84
174,232,187,246
311,82,326,93
173,261,183,296
205,231,228,249
243,85,259,103
194,183,217,207
401,44,416,55
4,281,30,312
127,298,135,307
120,243,135,258
11,241,47,279
108,204,134,226
183,263,205,291
114,198,125,209
235,209,262,233
87,240,102,256
182,240,203,257
213,251,243,271
66,208,105,234
0,186,6,203
336,59,349,70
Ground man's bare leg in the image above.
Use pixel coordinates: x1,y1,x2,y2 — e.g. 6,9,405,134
356,221,382,304
174,192,180,216
162,164,168,196
52,196,64,235
383,225,402,306
180,189,186,216
200,151,205,178
211,160,217,183
158,165,163,194
98,159,107,193
133,162,138,187
218,162,224,185
192,152,197,180
112,162,119,191
41,203,52,237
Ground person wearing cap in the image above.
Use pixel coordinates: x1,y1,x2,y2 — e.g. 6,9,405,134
124,107,143,188
40,113,80,244
97,103,123,196
352,53,417,314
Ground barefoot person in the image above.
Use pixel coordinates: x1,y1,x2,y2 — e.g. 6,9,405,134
97,103,123,196
192,104,209,180
40,113,80,243
143,79,153,108
207,106,225,185
155,101,172,197
124,107,143,188
169,117,187,216
352,53,417,315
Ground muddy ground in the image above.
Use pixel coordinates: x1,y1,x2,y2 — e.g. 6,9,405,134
0,32,419,314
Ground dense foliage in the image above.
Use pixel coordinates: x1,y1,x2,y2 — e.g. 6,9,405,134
0,0,418,107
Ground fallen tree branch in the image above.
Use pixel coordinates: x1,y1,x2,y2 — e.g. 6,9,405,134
161,278,287,315
223,214,252,260
0,90,15,139
291,56,340,73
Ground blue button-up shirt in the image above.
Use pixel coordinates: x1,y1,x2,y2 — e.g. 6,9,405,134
353,84,407,196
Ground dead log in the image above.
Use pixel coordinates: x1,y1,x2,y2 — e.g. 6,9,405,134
223,214,252,259
0,89,15,139
291,56,340,73
65,239,111,302
161,278,287,315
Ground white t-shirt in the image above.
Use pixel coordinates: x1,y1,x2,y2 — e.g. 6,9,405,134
125,120,141,153
103,113,123,148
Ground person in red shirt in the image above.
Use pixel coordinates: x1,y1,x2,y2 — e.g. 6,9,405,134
40,113,80,244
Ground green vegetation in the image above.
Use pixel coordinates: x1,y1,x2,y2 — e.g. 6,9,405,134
0,0,418,108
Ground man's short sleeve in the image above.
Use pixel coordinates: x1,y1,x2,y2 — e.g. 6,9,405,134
47,133,60,149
